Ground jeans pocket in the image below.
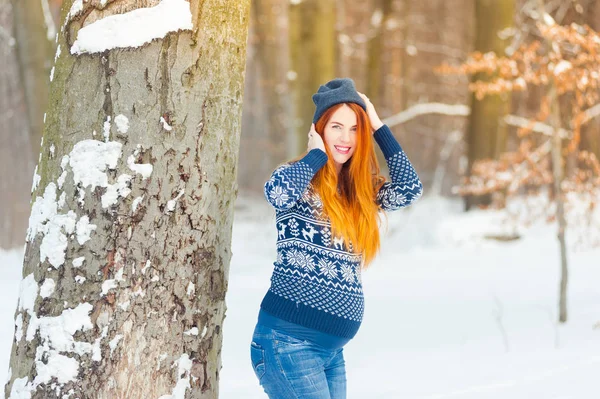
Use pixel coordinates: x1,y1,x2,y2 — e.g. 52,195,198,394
250,341,266,380
272,329,310,346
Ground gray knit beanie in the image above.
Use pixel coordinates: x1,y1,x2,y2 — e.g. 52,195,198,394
312,78,367,124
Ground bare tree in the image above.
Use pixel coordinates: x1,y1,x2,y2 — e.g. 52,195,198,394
439,3,600,323
5,0,251,397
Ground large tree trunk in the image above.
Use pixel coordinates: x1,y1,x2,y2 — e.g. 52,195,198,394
465,0,514,209
10,0,56,156
5,0,250,398
289,0,335,154
0,0,36,250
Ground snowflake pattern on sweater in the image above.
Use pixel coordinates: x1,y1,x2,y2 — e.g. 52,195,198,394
260,124,423,339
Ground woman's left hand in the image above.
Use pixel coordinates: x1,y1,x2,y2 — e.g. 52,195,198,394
357,92,384,133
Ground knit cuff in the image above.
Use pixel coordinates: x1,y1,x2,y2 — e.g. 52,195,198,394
373,124,403,159
301,149,328,173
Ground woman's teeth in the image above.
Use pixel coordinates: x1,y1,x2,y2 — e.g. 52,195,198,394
334,146,350,154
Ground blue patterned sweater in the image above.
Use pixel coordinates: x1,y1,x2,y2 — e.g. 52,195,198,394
260,125,423,339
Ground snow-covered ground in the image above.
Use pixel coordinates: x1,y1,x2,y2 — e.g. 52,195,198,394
2,195,599,398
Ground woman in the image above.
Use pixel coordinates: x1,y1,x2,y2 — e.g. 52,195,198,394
250,78,423,398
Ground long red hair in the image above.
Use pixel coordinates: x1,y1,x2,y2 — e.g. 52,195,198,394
309,103,385,268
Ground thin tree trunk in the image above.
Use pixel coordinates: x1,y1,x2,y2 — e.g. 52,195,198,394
5,0,251,397
366,0,392,102
548,85,569,323
239,0,291,193
0,0,36,249
10,0,55,157
289,0,335,154
466,0,515,210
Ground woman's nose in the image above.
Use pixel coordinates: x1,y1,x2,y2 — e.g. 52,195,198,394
340,129,350,142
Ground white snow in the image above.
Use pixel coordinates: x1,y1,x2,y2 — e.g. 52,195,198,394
27,183,78,268
186,282,195,296
141,260,151,275
6,302,95,396
54,44,61,63
166,189,185,212
9,376,31,399
18,274,38,315
160,116,173,131
69,140,122,191
101,280,118,296
114,114,129,133
72,257,85,268
158,354,193,399
74,276,86,284
183,327,198,336
57,155,69,189
103,116,111,142
132,196,144,213
39,279,55,298
49,67,55,82
3,195,600,398
92,326,109,362
31,166,40,193
101,174,132,208
49,144,55,157
127,155,153,179
75,215,97,245
66,0,83,23
71,0,193,55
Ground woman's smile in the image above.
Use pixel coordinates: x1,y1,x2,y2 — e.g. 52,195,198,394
334,145,351,154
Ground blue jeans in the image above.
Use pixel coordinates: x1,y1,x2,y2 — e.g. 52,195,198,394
250,323,347,399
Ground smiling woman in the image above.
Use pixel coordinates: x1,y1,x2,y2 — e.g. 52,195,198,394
250,77,424,398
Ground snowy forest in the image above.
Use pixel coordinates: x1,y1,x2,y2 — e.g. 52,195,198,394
1,0,599,398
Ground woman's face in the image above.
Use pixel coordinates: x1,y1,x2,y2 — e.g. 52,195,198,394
323,104,357,172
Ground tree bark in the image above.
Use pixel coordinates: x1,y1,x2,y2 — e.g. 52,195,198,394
0,0,37,250
5,0,251,397
465,0,515,210
289,0,335,154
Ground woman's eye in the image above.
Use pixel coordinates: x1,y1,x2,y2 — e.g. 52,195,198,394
333,125,341,129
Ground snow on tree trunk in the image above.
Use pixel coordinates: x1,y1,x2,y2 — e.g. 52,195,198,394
0,0,37,250
4,0,251,398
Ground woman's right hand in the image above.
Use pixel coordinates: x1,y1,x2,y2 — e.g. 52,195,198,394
307,124,326,153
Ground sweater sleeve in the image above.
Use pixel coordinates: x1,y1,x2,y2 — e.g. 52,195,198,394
264,149,328,210
373,125,423,211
